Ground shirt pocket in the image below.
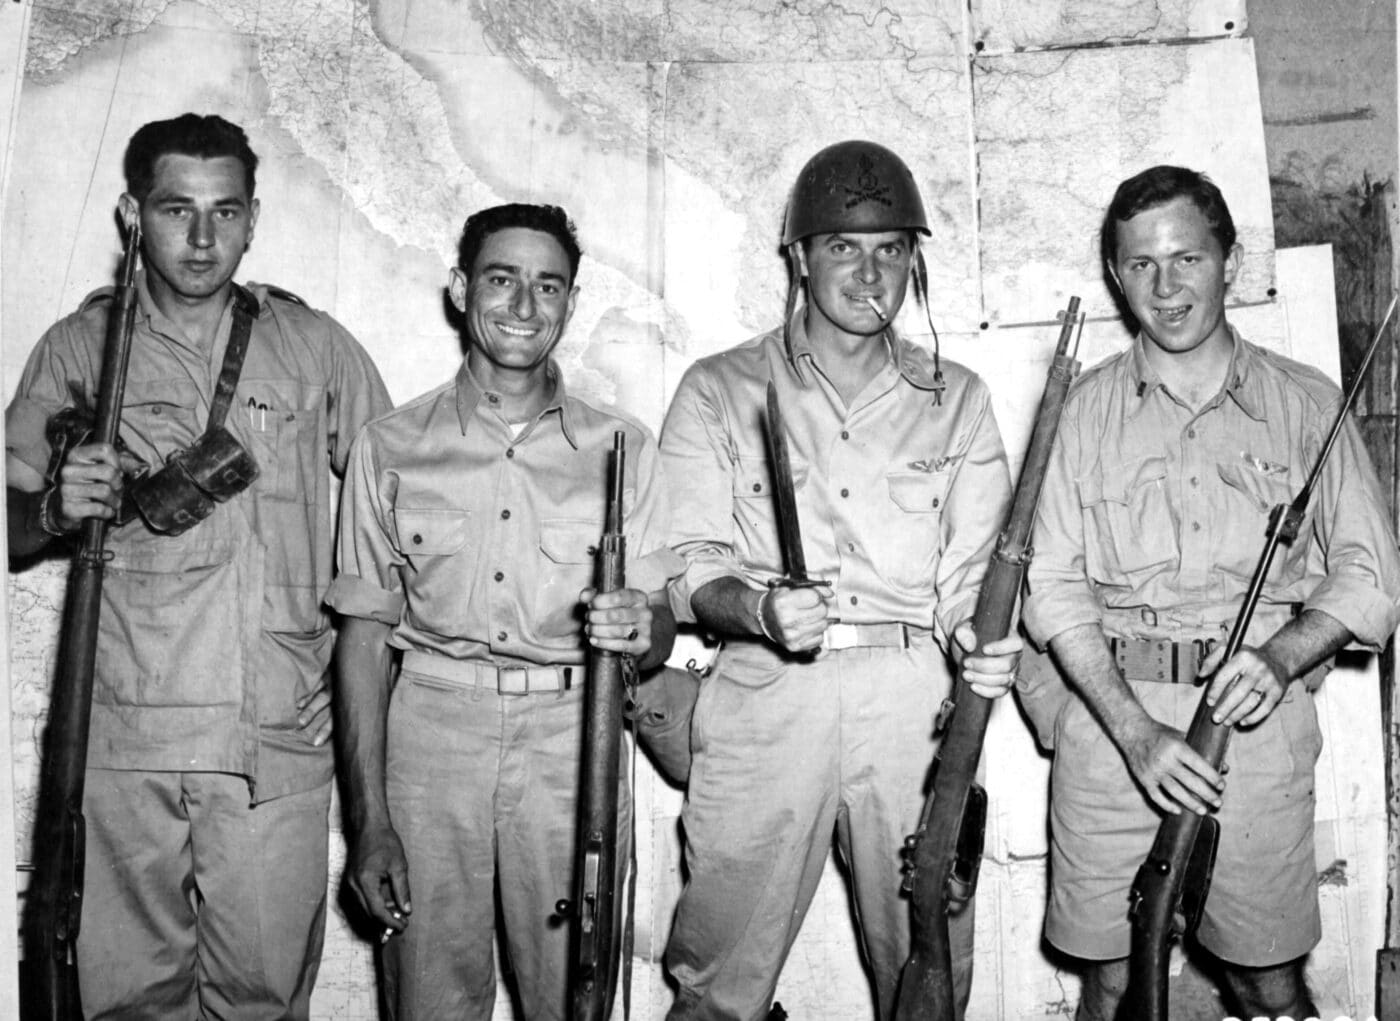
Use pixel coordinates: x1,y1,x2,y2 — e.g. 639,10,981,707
731,453,809,570
392,508,473,636
240,379,326,503
122,379,203,462
1216,458,1306,578
1078,455,1177,584
869,469,951,590
536,517,600,641
98,543,244,710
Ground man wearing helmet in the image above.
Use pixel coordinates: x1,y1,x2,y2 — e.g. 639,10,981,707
658,140,1022,1019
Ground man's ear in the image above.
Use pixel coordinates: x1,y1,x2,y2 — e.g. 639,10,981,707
247,197,261,249
447,267,469,313
117,194,140,236
564,283,579,326
1223,242,1243,287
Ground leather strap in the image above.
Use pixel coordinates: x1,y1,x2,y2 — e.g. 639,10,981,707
205,286,258,435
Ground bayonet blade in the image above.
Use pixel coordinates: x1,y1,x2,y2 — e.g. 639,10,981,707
764,381,812,584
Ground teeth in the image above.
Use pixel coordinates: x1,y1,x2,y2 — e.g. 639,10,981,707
496,323,535,337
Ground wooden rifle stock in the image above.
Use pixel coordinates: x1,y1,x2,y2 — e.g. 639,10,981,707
560,431,628,1021
28,226,141,1020
1125,296,1399,1020
893,299,1083,1020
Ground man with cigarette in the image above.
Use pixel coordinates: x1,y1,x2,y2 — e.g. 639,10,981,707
328,203,681,1019
659,140,1022,1019
1021,165,1400,1019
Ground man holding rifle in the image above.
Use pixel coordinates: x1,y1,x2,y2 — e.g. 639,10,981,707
328,202,679,1019
1021,165,1400,1019
659,140,1021,1020
5,113,390,1017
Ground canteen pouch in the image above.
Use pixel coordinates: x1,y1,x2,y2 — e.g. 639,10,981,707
130,425,259,535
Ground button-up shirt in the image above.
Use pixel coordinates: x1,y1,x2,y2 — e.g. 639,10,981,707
1024,326,1400,648
326,362,680,664
660,312,1011,642
6,272,391,800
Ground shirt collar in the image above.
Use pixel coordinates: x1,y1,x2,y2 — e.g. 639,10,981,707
1125,323,1265,421
453,360,579,448
784,303,943,392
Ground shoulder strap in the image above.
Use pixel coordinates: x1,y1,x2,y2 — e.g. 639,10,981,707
205,285,259,435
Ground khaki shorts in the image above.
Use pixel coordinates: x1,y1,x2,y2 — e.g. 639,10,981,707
1047,679,1323,966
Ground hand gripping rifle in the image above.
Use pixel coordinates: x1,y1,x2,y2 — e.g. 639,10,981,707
894,297,1084,1021
1125,295,1399,1021
558,431,629,1021
29,224,142,1020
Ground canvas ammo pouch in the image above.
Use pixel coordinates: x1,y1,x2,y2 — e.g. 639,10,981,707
128,287,261,535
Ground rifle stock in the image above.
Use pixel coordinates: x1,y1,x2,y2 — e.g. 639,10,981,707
893,298,1083,1020
28,226,141,1020
562,431,628,1021
1125,295,1399,1020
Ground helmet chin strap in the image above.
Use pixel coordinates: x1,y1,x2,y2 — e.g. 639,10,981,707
912,248,945,405
783,241,803,367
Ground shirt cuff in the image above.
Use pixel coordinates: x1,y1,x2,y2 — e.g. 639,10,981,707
668,555,748,625
934,592,979,648
1022,583,1104,649
325,574,403,625
1304,574,1400,650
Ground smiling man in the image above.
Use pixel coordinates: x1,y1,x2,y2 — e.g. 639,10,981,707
327,203,680,1019
659,141,1021,1020
1021,165,1400,1019
5,113,390,1018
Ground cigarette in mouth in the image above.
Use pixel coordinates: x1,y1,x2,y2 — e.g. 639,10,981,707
863,296,886,321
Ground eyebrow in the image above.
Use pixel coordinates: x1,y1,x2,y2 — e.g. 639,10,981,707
480,261,568,284
150,193,248,208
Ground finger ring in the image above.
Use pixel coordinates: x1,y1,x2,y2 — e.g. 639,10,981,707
380,927,395,945
626,628,639,641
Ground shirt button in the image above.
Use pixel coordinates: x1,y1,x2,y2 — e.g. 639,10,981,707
1192,521,1201,532
494,571,504,582
841,430,850,440
1187,428,1197,439
1190,476,1200,487
931,497,940,509
752,483,762,493
849,595,858,605
840,488,850,498
506,448,516,459
487,394,499,404
412,534,423,545
496,631,508,642
501,509,511,520
847,542,856,552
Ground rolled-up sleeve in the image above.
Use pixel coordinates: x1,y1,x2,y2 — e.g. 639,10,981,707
932,381,1012,641
624,425,686,596
1023,403,1104,647
325,427,404,624
1302,412,1400,648
659,364,751,622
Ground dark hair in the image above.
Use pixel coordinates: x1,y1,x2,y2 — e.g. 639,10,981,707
123,114,258,202
1101,165,1236,269
457,204,582,283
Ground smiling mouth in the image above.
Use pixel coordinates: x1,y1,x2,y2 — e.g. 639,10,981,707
494,322,537,337
1153,304,1191,323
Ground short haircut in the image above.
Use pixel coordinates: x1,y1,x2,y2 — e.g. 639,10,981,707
457,204,582,284
1102,165,1237,268
123,113,259,202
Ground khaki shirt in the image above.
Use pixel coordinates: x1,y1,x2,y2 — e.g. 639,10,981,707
326,363,681,664
660,313,1011,644
1024,327,1400,649
6,273,391,800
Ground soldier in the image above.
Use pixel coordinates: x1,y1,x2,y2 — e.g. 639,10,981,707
659,140,1022,1020
329,203,681,1019
5,113,391,1018
1021,165,1400,1019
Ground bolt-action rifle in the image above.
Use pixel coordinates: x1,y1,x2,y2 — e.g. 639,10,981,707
558,431,629,1021
894,297,1084,1020
28,224,142,1021
1126,296,1399,1021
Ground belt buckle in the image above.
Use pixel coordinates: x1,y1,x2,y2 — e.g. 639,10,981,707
498,667,528,695
824,623,859,651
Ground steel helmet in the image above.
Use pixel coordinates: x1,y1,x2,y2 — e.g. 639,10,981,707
782,140,931,245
